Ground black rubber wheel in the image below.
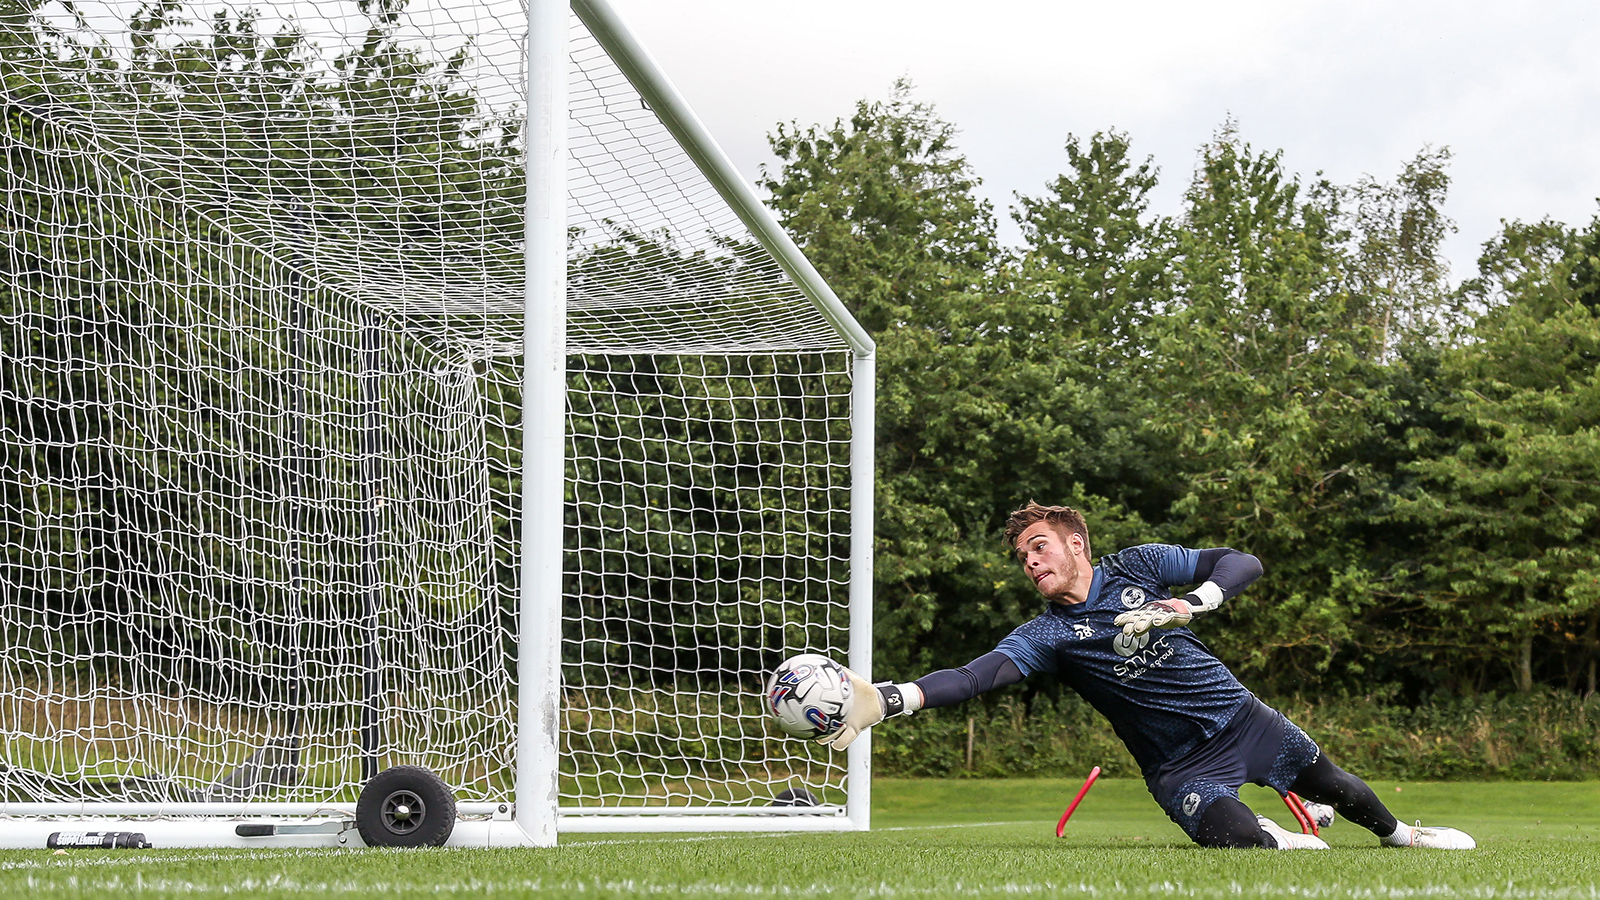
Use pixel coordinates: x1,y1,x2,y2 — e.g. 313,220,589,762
770,787,820,807
355,765,456,848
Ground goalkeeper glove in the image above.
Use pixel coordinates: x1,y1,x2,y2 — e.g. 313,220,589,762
1113,597,1195,637
817,668,921,751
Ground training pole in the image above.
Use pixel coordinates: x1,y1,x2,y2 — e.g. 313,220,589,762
1283,791,1318,836
1055,766,1102,837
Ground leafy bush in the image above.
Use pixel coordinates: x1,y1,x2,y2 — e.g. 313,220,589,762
874,689,1600,781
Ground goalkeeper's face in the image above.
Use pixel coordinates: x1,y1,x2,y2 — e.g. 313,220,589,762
1015,522,1087,604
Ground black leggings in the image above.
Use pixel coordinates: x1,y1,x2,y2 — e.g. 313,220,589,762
1193,754,1398,848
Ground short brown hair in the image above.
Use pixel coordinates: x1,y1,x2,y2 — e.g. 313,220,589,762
1003,501,1091,559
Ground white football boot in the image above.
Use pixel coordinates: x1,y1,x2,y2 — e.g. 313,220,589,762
1382,821,1476,849
1256,815,1330,850
1302,800,1336,829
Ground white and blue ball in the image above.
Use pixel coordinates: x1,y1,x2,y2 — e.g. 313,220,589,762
765,654,853,740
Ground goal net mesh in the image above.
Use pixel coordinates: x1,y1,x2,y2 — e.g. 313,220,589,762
0,0,856,813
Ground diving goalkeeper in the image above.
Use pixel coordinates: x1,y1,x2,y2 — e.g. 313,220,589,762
830,502,1475,850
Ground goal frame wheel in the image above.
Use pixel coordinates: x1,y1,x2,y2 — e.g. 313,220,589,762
355,766,457,848
769,788,820,807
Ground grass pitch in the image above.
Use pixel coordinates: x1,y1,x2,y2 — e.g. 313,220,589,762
2,779,1596,898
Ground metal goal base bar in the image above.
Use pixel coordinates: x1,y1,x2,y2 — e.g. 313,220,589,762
0,806,861,848
0,818,551,849
0,802,505,817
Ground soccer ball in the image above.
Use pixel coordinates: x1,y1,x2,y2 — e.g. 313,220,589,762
765,654,854,740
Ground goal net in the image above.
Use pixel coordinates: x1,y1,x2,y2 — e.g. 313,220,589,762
0,0,872,843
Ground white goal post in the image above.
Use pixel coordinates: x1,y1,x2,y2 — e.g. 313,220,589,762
0,0,873,848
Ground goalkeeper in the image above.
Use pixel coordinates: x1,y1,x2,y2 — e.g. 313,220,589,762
827,501,1475,851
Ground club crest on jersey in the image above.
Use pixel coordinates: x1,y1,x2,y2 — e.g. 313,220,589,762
1072,623,1095,640
1119,587,1147,609
1183,792,1202,817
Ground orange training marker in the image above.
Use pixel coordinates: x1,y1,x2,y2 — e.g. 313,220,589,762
1283,791,1318,836
1055,766,1102,837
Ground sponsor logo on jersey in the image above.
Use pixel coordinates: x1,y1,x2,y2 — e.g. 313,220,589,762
1183,792,1202,817
1112,629,1150,658
1113,633,1177,681
1072,623,1095,640
1119,587,1146,609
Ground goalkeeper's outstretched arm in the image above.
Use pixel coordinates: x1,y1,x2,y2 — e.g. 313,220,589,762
820,652,1023,749
912,651,1025,708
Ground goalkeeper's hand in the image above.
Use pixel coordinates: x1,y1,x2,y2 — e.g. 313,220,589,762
1113,597,1195,637
817,667,882,751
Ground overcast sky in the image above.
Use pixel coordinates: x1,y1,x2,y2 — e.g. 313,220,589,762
606,0,1599,285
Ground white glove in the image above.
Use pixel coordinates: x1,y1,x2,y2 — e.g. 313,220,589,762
1114,597,1194,637
817,666,882,750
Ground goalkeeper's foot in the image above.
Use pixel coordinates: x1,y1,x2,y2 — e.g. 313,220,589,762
1302,800,1335,829
1382,821,1476,849
1256,815,1329,850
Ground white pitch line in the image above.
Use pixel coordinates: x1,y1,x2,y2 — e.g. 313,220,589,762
566,820,1025,846
2,874,1599,899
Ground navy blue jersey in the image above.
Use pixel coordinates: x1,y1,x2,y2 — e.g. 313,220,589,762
995,543,1252,776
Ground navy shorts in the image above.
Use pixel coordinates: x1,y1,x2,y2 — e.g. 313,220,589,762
1146,697,1320,840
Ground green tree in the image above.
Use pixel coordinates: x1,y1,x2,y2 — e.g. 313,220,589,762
763,84,1092,674
1346,147,1459,355
1392,216,1600,695
1013,131,1162,359
1136,130,1446,691
1009,131,1174,522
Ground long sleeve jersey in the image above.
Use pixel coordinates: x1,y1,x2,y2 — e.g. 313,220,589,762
917,543,1263,777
